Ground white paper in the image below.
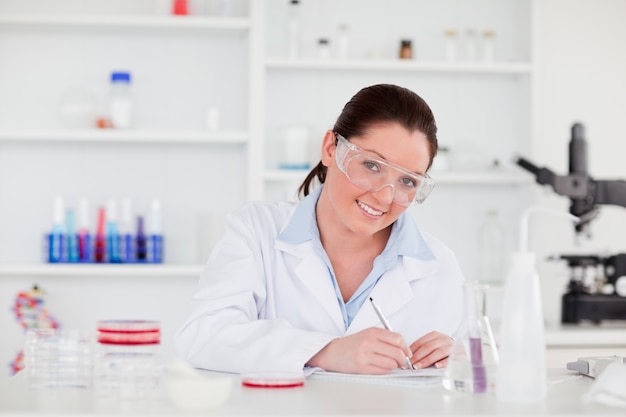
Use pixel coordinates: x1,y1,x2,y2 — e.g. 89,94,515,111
307,367,444,387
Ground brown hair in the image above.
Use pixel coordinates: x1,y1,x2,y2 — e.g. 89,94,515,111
298,84,438,197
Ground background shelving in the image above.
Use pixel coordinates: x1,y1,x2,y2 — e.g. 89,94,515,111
0,14,250,32
0,129,249,144
265,58,533,75
0,263,203,277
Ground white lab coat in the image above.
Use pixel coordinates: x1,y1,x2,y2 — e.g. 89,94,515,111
175,199,465,374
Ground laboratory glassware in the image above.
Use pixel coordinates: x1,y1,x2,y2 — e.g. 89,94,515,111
24,328,92,389
93,320,163,400
442,281,499,393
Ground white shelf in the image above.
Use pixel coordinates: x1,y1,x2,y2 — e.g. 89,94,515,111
265,169,531,185
265,58,533,75
0,14,250,34
0,263,203,277
0,129,248,144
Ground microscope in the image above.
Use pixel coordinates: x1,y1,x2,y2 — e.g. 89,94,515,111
515,123,626,324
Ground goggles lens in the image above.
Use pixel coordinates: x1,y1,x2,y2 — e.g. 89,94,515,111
334,133,434,206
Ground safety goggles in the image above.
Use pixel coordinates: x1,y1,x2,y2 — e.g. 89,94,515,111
334,133,434,206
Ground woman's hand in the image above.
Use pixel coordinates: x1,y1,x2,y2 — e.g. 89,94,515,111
306,327,413,374
409,331,454,369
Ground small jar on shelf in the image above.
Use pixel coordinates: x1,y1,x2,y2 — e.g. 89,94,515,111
399,39,413,60
317,38,331,59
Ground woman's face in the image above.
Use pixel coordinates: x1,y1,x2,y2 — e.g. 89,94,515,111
319,122,432,238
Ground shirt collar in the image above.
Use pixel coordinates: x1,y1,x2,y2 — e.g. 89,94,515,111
277,184,435,261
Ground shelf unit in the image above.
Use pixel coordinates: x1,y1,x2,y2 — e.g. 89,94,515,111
0,0,536,273
0,263,203,278
0,14,250,32
265,58,533,75
0,129,249,144
0,0,257,268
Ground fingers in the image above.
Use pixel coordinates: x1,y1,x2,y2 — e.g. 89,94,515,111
367,328,413,371
409,331,454,369
307,328,414,374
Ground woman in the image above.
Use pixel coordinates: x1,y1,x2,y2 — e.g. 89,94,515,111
175,84,465,375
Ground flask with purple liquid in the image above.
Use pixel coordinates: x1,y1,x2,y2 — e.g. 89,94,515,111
442,281,499,393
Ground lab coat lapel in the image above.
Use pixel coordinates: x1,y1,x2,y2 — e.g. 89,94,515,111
347,257,438,333
275,239,345,332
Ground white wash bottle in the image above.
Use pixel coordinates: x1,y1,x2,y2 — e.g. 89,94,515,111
496,207,578,403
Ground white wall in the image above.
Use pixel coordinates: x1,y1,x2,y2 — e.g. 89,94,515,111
533,0,626,325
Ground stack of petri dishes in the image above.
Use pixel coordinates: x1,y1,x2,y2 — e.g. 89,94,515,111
93,320,163,400
24,328,92,389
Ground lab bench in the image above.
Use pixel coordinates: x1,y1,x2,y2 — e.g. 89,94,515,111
545,325,626,368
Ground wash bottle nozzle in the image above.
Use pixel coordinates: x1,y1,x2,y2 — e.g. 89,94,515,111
518,206,580,253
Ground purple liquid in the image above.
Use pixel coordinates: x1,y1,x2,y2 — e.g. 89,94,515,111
469,337,487,393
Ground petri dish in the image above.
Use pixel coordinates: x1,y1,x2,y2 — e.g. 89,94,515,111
241,372,305,388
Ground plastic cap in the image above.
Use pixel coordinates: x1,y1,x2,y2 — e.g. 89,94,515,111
111,71,131,83
53,196,64,225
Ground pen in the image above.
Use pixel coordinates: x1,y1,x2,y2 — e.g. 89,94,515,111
369,297,415,370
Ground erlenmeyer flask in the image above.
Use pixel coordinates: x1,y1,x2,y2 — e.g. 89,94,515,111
442,281,499,393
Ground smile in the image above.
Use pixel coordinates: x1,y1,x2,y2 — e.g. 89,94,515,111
356,200,385,216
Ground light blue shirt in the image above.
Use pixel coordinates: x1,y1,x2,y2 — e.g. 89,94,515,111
277,185,435,330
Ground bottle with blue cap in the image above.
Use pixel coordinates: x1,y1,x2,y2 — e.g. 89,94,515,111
109,71,133,129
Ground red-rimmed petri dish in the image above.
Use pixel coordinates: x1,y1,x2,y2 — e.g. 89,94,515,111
241,373,305,388
96,320,161,344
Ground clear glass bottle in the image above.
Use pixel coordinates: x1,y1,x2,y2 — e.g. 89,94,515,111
93,320,162,400
443,282,499,393
109,71,133,129
477,210,506,285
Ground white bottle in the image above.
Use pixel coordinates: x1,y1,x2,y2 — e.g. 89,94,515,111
496,251,546,402
337,24,350,59
496,207,579,403
109,71,133,129
287,0,301,59
478,210,505,284
482,29,496,62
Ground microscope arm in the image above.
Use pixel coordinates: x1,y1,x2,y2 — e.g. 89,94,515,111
595,180,626,208
515,156,590,198
515,155,599,232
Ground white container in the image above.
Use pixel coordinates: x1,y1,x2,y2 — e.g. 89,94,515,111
317,38,331,59
496,251,546,402
337,24,350,59
482,30,496,62
109,71,133,129
278,127,310,170
496,207,578,403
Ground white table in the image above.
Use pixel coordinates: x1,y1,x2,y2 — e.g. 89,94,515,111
0,369,623,416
